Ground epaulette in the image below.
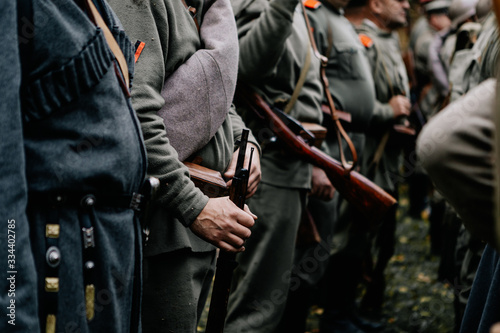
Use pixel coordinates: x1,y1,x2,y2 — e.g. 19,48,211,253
358,33,373,48
303,0,322,10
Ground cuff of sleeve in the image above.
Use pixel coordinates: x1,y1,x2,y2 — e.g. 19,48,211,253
372,101,395,127
177,191,210,227
156,175,210,228
381,103,395,123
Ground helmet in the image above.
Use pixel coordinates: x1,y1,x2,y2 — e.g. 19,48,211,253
448,0,479,29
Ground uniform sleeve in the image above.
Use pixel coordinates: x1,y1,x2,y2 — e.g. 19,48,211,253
417,79,496,244
109,0,208,227
369,100,395,129
234,0,299,81
158,0,240,161
0,2,40,331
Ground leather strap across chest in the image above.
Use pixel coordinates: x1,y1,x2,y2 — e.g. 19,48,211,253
301,1,358,174
84,0,130,94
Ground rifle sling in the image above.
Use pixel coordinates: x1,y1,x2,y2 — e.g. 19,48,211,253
301,1,357,174
283,45,311,114
180,0,200,32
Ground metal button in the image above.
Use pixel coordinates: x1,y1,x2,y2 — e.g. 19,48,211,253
46,246,61,268
81,195,96,207
84,260,95,271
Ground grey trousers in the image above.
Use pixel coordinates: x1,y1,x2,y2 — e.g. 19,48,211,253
141,248,216,333
225,183,307,333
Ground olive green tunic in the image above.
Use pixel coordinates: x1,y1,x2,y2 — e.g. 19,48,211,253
356,19,410,193
225,0,324,331
109,0,258,254
109,0,259,331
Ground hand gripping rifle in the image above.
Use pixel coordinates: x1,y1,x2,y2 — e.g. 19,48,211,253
234,84,397,222
205,129,254,333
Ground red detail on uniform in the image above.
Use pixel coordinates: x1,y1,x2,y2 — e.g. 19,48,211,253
359,34,373,48
134,42,146,63
304,0,321,9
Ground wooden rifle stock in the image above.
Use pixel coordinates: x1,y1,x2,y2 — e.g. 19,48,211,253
184,162,229,198
234,86,397,222
205,130,253,333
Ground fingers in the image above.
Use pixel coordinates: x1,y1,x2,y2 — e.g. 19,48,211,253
218,241,246,253
224,155,237,179
243,204,258,220
400,96,411,114
390,95,411,118
246,172,260,198
311,184,335,201
310,167,334,201
321,186,335,201
190,197,256,252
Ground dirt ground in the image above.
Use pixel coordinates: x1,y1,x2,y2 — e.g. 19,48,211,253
304,191,456,333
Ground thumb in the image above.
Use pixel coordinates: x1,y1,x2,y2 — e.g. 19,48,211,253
224,151,238,179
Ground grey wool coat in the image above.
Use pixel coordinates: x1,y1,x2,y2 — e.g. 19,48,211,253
1,0,146,332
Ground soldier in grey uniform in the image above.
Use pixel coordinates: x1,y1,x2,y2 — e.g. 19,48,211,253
108,0,262,331
1,0,147,332
428,0,480,115
224,0,328,330
422,5,498,329
407,0,451,259
277,0,378,331
448,8,497,102
417,76,499,333
413,0,451,119
345,0,411,320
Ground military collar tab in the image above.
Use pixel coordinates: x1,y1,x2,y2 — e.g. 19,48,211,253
303,0,322,10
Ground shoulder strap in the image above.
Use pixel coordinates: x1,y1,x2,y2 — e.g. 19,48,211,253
180,0,200,32
301,1,357,174
84,0,130,93
283,46,312,114
325,19,334,62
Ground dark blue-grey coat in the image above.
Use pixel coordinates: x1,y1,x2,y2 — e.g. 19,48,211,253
0,0,146,332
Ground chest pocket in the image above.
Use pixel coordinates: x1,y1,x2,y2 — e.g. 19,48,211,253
21,1,134,123
332,41,362,80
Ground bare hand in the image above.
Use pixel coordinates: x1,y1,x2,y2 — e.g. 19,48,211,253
189,197,257,252
224,142,261,198
491,323,500,333
389,95,411,119
310,166,335,201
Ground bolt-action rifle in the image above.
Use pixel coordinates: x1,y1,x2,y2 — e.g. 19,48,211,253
205,129,254,333
234,85,397,222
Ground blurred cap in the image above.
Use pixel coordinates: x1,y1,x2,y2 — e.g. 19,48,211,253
448,0,479,29
422,0,451,13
